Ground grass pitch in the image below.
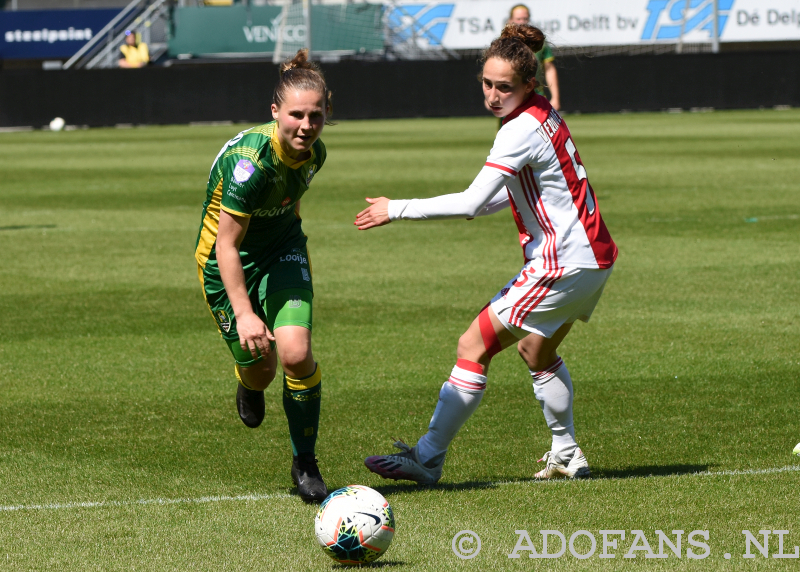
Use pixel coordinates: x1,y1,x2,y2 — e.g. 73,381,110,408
0,110,798,571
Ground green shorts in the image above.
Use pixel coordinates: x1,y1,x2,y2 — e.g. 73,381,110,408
199,244,313,366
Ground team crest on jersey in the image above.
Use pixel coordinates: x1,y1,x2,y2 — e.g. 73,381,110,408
281,196,291,207
233,159,255,183
306,165,316,185
215,310,232,333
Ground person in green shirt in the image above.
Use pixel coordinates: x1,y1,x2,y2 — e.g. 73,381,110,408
509,4,560,110
195,49,330,502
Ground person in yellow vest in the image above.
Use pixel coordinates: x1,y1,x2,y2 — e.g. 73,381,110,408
119,30,149,69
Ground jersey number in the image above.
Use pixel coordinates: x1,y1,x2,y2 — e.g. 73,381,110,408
564,137,596,215
209,128,254,178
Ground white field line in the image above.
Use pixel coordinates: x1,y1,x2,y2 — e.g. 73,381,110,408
1,465,798,513
0,492,291,513
495,463,800,489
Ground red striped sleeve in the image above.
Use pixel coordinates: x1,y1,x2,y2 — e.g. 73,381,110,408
485,162,517,176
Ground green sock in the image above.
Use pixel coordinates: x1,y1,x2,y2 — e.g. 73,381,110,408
282,364,322,456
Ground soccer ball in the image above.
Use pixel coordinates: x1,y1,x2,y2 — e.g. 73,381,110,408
49,117,65,132
314,485,395,565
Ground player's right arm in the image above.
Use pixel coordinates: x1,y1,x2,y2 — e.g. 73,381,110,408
217,210,275,359
213,142,274,360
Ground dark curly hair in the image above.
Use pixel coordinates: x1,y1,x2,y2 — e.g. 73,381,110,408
481,24,546,87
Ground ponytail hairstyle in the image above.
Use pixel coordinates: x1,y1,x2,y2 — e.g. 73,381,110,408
481,24,546,88
273,49,334,125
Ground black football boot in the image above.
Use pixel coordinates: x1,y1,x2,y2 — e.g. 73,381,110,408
291,453,328,503
236,384,265,428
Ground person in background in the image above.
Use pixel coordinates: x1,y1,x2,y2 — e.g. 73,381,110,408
508,4,560,111
119,30,150,69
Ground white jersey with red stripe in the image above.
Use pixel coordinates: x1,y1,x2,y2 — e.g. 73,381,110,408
485,95,616,269
388,95,616,271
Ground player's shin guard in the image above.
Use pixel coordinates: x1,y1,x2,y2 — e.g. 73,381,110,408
531,357,577,458
282,364,322,456
416,359,486,467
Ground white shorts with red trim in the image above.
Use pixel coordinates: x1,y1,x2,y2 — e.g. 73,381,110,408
490,261,613,339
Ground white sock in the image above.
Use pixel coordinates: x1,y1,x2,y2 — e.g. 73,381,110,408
531,357,578,459
416,360,486,467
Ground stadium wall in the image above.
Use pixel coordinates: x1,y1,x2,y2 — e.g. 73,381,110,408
1,50,798,127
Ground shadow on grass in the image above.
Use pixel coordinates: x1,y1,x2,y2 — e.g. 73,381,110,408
592,464,710,479
369,480,504,496
333,561,405,569
0,224,57,231
366,464,712,496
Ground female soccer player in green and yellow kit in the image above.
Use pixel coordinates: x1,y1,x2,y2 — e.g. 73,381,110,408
195,50,330,502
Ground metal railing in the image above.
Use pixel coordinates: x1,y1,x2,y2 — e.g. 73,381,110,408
63,0,169,69
83,0,170,69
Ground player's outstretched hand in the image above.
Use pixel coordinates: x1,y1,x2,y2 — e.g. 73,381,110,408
355,197,391,230
237,311,275,359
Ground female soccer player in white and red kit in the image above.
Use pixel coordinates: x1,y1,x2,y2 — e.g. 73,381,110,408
355,24,617,483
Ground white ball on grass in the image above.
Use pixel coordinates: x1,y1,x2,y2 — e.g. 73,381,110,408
49,117,65,132
315,485,395,565
793,443,800,456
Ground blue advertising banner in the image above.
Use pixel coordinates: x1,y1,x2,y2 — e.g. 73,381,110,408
0,9,120,59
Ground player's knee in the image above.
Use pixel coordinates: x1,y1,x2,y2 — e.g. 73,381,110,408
518,345,556,372
517,343,536,368
240,361,276,391
279,346,314,376
457,331,487,362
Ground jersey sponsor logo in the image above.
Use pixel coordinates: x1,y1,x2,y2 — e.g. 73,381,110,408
233,159,255,183
215,310,232,333
535,108,563,142
288,297,302,309
252,203,293,218
281,196,292,206
279,251,308,265
306,165,317,185
227,190,245,202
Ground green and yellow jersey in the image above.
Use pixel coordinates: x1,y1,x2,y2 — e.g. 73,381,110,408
195,121,326,273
